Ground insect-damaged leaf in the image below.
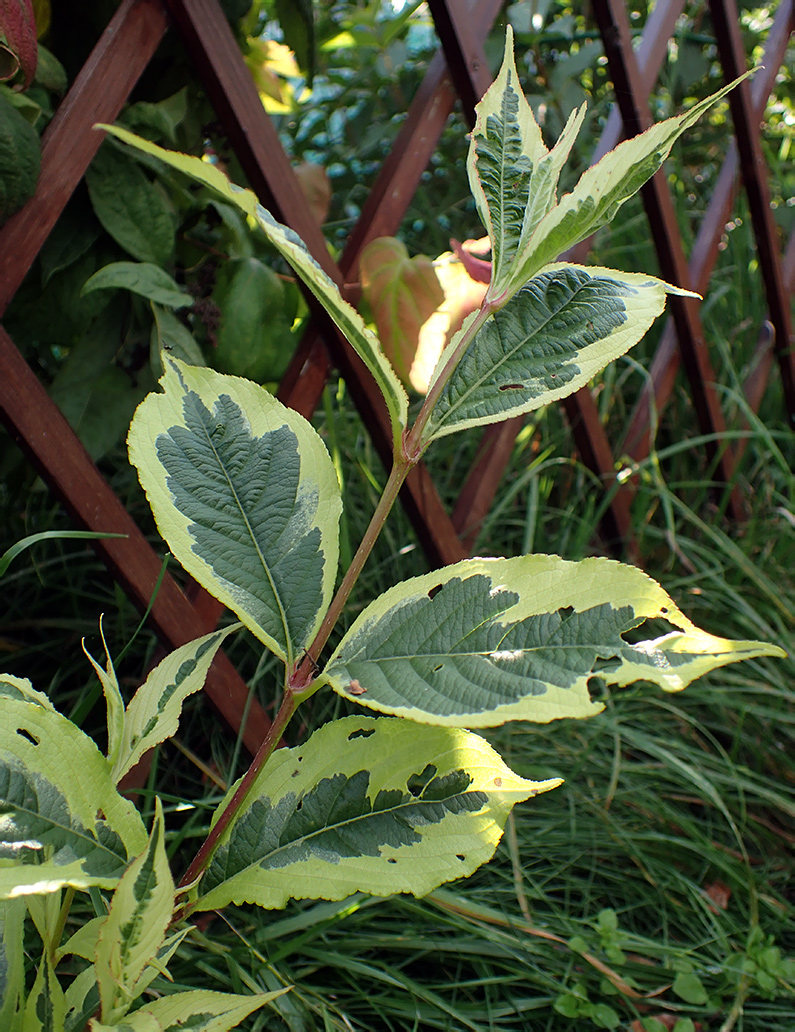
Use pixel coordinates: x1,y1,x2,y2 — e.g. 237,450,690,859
127,359,340,668
422,264,694,442
194,715,558,911
0,697,147,898
322,556,785,727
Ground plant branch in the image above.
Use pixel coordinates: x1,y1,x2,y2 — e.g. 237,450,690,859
176,455,417,902
290,456,413,689
405,299,496,456
176,688,299,898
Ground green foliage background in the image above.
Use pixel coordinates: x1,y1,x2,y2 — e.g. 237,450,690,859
0,1,793,1029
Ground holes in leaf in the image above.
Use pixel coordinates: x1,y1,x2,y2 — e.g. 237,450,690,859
432,664,443,673
348,727,375,741
16,728,39,746
387,857,397,864
291,770,299,778
622,616,679,644
499,383,524,391
456,854,466,862
427,584,442,600
407,764,437,797
296,798,303,811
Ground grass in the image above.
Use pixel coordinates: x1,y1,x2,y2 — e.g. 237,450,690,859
2,19,793,1032
2,215,793,1030
7,323,792,1032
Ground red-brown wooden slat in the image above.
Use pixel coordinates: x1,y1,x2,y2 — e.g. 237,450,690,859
427,0,495,119
166,0,467,572
0,0,170,314
0,326,271,756
593,0,686,165
592,0,746,522
279,0,502,420
708,0,795,421
622,5,793,459
453,1,687,554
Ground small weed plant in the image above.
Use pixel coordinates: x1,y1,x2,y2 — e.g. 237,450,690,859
0,31,784,1031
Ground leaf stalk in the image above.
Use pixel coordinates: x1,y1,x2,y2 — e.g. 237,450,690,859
405,298,497,456
176,688,299,899
290,455,413,689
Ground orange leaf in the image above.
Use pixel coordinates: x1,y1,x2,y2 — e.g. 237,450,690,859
360,237,444,389
412,253,488,393
294,162,331,226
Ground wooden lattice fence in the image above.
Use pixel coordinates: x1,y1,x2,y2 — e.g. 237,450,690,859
1,0,792,756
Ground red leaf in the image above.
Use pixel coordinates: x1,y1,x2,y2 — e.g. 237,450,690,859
0,0,37,89
451,237,492,283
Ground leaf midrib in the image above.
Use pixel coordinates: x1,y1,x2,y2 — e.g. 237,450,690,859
2,790,127,865
222,782,484,881
432,272,602,430
196,404,293,666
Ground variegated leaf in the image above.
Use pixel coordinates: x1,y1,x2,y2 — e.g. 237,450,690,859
422,264,694,443
102,124,409,452
57,917,104,963
513,72,752,282
23,950,65,1032
82,617,125,770
127,359,340,668
64,966,100,1032
130,929,191,999
467,24,584,298
89,1016,159,1032
0,674,55,712
0,697,146,899
195,715,558,912
112,625,240,783
95,800,174,1025
130,988,288,1031
0,900,25,1030
322,556,785,727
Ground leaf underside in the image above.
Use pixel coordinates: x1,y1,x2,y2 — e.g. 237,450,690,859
323,556,784,727
195,715,558,911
